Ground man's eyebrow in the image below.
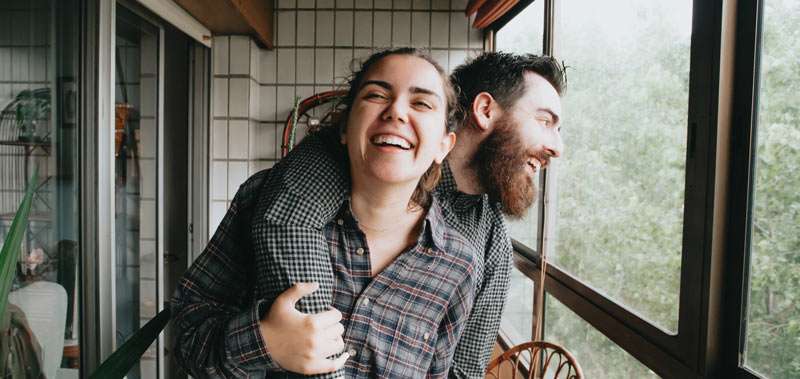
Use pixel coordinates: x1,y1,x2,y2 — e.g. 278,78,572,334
539,108,560,125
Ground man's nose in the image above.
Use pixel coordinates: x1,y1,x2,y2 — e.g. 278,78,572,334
543,131,563,159
381,99,409,123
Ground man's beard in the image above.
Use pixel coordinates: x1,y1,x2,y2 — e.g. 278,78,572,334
471,113,537,218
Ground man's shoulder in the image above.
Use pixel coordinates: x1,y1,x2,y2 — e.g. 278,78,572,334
437,192,511,261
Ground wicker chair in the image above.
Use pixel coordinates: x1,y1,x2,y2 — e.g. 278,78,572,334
485,341,583,379
281,90,347,157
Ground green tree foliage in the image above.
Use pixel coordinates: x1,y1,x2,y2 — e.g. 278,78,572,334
745,0,800,377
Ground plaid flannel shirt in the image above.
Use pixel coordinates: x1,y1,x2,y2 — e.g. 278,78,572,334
171,128,513,378
327,197,477,377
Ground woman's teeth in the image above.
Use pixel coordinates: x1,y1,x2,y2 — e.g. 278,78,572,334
371,134,412,149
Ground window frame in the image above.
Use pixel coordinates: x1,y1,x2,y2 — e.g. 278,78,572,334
489,0,769,377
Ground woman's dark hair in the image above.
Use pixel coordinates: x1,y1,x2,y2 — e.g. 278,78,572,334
450,52,566,127
338,47,458,209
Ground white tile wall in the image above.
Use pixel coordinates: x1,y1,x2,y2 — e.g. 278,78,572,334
392,12,411,46
354,12,373,46
315,11,335,46
214,36,230,74
411,12,430,46
296,48,316,83
208,2,483,229
277,48,296,83
213,77,228,117
297,11,316,46
335,11,354,46
430,12,450,47
228,120,249,159
373,12,392,46
315,48,334,83
212,120,228,159
229,78,250,117
229,36,251,74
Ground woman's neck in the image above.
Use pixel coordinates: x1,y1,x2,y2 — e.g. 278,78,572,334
349,174,423,235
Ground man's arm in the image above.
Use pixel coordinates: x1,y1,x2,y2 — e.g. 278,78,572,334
171,128,351,377
448,219,513,378
171,171,279,377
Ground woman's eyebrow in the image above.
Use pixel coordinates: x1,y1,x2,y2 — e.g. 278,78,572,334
361,80,442,101
361,80,392,90
410,86,442,101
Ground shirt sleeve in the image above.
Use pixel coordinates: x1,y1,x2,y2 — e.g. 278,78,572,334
448,221,513,379
171,173,283,377
429,255,479,377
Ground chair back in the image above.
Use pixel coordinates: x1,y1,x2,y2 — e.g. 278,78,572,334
485,341,583,379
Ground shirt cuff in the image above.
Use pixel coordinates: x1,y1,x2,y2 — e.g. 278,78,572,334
225,299,283,371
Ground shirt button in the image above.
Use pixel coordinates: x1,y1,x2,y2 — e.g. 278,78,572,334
337,219,344,225
355,247,364,255
348,348,357,357
361,297,370,306
423,332,430,341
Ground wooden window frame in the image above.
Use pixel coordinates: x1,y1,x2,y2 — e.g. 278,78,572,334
489,0,770,377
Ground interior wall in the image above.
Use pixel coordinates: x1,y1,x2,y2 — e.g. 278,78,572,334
208,0,484,235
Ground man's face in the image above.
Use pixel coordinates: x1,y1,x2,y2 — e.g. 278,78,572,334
472,71,563,218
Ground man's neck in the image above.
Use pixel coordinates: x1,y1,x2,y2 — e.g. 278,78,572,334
448,130,486,195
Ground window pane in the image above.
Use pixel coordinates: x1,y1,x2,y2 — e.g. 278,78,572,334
0,0,83,376
115,6,160,378
745,0,800,377
501,268,534,342
495,0,544,55
545,295,659,378
552,0,692,332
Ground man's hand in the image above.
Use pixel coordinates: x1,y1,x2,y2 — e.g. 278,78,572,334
259,282,350,375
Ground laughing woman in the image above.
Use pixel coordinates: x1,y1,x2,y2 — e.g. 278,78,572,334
173,49,479,378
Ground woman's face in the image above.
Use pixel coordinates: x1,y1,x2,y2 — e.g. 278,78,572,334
343,54,455,188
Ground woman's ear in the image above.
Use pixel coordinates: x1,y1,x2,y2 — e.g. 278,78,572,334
470,92,499,132
434,132,457,164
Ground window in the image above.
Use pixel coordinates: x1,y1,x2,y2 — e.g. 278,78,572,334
495,0,544,55
744,0,800,377
501,268,534,342
0,0,83,375
545,295,658,378
552,0,692,332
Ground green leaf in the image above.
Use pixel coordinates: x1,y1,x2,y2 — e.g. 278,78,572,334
0,168,38,319
89,308,171,379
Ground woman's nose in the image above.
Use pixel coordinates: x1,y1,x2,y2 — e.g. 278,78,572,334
381,100,409,123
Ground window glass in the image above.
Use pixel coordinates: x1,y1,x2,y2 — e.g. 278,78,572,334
552,0,692,332
0,0,83,375
744,0,800,377
545,295,659,378
115,6,160,378
501,269,534,342
495,0,544,55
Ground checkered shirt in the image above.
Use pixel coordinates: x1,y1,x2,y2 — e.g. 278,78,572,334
171,128,512,378
327,197,477,377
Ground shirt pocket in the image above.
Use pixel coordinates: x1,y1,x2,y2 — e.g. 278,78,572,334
366,286,443,377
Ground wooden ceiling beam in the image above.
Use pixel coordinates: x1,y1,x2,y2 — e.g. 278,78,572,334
173,0,274,48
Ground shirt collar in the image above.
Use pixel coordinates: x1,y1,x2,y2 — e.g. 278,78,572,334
438,160,459,194
337,195,448,253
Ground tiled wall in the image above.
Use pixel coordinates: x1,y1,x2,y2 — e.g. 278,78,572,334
209,0,484,236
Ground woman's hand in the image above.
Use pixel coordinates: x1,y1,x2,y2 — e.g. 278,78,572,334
259,282,350,374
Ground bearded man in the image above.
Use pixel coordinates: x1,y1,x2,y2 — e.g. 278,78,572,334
172,52,565,378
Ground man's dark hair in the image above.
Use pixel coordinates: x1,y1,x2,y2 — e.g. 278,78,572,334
450,52,566,127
